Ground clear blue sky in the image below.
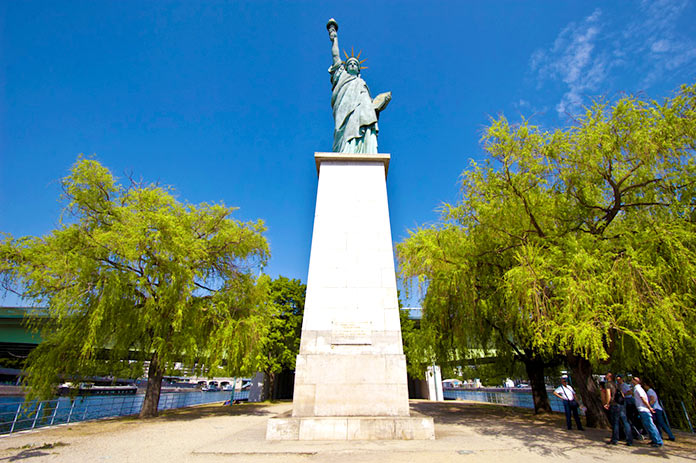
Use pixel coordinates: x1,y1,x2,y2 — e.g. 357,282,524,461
2,1,695,305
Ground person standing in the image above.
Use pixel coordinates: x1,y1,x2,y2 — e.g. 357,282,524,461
617,374,641,436
553,377,584,430
643,379,676,442
617,375,633,403
603,372,633,446
632,377,664,447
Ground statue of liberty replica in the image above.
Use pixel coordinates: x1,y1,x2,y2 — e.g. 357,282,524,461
327,18,391,153
266,19,434,440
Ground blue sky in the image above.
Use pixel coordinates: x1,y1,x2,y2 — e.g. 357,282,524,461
2,1,695,306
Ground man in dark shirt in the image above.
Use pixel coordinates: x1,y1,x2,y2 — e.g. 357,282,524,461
603,372,633,445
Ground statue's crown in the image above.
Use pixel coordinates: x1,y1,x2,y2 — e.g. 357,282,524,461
343,47,368,70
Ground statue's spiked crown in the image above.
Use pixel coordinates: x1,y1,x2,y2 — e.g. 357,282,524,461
344,47,368,70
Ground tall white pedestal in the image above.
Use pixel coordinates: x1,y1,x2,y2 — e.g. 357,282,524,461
266,153,434,440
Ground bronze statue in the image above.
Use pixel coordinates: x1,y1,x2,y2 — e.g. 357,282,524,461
327,19,391,153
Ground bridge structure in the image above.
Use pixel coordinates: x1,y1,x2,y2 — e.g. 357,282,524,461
0,307,250,390
0,307,46,344
0,307,46,383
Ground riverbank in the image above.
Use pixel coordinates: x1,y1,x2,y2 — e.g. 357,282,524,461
0,400,694,462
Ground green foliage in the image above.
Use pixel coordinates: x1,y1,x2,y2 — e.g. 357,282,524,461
398,84,696,425
399,306,515,385
456,356,529,387
254,276,306,376
398,307,434,379
0,157,270,403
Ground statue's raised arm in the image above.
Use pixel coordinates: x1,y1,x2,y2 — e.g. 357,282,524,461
326,19,391,154
327,19,341,68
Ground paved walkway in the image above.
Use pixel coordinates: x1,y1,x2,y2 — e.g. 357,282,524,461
0,400,694,462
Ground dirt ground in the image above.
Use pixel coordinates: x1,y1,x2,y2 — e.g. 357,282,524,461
0,400,694,462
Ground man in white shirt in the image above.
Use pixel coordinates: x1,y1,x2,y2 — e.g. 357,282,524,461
632,377,663,447
553,377,584,430
644,379,676,441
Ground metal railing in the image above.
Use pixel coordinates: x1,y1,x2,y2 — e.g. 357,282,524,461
443,388,575,413
0,389,249,436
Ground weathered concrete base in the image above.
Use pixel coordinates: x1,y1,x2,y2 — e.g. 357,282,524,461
266,412,435,440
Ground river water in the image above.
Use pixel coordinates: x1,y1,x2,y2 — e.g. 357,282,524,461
0,390,246,434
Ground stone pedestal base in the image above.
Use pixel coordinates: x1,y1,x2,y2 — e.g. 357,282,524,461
266,413,435,440
292,352,410,417
271,153,435,441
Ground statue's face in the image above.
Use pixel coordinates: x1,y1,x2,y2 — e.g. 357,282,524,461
346,59,360,75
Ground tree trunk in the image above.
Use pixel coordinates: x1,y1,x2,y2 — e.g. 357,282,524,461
263,371,276,401
523,355,552,413
272,371,280,400
567,353,609,428
139,352,164,418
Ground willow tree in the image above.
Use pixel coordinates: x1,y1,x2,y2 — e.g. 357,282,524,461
255,276,305,400
0,158,270,418
398,84,696,427
398,159,561,414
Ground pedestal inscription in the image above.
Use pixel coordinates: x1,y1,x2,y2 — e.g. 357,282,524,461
331,321,372,345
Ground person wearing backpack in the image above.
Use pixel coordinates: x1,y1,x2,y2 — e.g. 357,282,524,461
603,372,633,446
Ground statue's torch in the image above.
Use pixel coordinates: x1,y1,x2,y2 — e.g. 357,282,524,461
327,18,338,38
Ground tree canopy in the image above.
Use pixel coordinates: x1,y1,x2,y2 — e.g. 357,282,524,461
398,84,696,427
254,276,306,399
0,158,270,417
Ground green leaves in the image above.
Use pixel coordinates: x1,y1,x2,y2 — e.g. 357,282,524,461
255,276,306,376
1,158,270,403
398,83,696,391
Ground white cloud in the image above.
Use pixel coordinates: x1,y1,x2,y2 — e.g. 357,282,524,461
630,0,696,86
530,0,696,115
651,39,670,53
531,9,607,115
666,48,696,70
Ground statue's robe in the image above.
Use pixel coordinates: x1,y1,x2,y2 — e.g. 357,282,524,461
329,62,378,153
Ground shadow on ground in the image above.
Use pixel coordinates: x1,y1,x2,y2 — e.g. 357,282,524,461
411,401,696,460
155,401,279,422
0,442,68,462
0,449,52,462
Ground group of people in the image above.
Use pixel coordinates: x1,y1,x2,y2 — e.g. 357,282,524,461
601,373,675,447
552,373,676,448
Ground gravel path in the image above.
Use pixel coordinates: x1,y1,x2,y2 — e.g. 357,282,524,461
0,400,693,462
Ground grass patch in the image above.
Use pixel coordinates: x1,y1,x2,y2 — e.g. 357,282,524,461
7,441,69,451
